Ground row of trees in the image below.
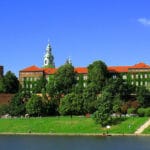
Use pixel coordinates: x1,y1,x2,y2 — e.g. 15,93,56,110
0,60,150,126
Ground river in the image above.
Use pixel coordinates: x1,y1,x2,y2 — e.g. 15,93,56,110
0,135,149,150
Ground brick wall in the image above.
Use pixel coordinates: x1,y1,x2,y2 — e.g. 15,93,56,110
0,94,14,105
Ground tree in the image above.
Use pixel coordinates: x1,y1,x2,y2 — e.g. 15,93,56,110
0,71,19,93
33,76,47,93
9,93,26,116
104,77,135,101
112,94,122,115
93,91,112,127
136,86,150,107
54,63,77,94
26,94,44,116
59,92,84,116
87,60,109,92
0,78,5,93
0,104,9,116
83,83,98,114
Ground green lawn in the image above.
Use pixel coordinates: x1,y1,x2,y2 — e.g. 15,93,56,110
143,125,150,134
0,116,148,134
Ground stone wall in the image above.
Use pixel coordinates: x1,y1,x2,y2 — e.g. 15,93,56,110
0,94,14,105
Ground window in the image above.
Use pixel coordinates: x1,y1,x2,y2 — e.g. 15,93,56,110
83,75,88,80
131,74,134,79
140,81,143,86
77,76,79,80
122,75,127,79
46,77,49,81
136,74,138,79
145,74,147,78
131,81,134,85
83,83,87,87
136,82,139,86
140,74,143,79
145,81,148,86
113,75,117,79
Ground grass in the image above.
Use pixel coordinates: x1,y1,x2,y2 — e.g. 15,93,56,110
143,125,150,134
0,116,149,134
108,117,148,134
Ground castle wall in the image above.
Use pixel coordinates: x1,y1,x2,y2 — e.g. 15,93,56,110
0,94,14,105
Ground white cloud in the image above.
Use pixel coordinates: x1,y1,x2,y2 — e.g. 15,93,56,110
137,18,150,26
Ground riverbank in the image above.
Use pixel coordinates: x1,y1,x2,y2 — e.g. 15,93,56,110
0,116,149,135
0,132,150,136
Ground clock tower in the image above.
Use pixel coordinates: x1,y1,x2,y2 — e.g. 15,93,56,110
43,42,55,68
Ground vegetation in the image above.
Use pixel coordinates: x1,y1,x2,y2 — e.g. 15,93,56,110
0,116,148,134
143,125,150,134
0,71,19,93
26,94,44,116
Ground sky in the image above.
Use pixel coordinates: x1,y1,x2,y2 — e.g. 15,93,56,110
1,0,150,76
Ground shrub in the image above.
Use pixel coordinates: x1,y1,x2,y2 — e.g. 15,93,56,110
0,104,9,116
137,108,145,117
145,108,150,117
127,108,136,114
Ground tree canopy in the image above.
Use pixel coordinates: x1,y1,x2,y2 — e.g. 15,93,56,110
87,60,109,92
0,71,19,93
54,63,77,94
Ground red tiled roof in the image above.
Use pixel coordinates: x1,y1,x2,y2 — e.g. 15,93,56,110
43,68,57,74
108,66,130,73
108,62,150,73
75,67,88,74
130,62,150,69
20,65,43,72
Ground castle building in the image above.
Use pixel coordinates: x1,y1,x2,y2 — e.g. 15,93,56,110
19,43,150,91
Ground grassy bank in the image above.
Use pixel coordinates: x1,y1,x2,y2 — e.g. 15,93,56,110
143,126,150,134
0,116,149,134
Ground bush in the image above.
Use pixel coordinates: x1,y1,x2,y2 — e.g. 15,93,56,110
0,104,9,116
145,108,150,117
26,94,44,117
127,108,136,114
137,108,145,117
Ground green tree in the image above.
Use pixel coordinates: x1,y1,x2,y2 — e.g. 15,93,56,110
0,78,5,93
136,86,150,107
87,60,109,91
0,104,9,116
9,93,26,116
105,77,135,101
54,63,77,94
112,94,122,115
59,92,84,116
26,94,44,116
93,91,112,127
33,76,47,93
1,71,19,93
83,83,98,114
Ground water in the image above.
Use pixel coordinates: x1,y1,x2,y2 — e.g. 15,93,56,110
0,135,150,150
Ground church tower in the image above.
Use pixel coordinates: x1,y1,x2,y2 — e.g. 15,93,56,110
43,42,55,68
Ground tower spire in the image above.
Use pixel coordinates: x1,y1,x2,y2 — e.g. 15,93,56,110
43,41,55,68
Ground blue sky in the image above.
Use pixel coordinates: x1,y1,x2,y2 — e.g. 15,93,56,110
1,0,150,76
